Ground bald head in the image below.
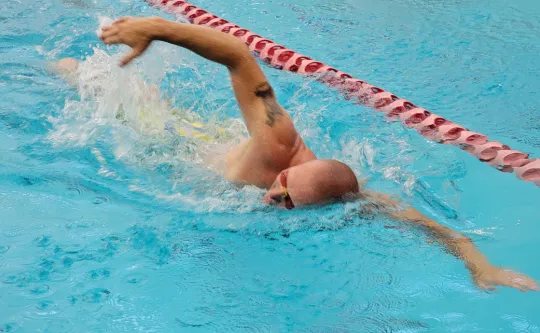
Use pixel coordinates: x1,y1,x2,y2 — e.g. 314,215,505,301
264,159,359,208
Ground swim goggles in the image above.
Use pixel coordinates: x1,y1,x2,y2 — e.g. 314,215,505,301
280,170,295,210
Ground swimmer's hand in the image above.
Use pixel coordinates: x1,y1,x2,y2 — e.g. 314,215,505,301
472,265,539,292
99,17,156,67
360,190,539,293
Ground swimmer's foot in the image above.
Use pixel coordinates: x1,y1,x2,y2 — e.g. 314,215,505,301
48,58,79,84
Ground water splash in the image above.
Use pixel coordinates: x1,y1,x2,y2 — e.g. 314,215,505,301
46,24,273,218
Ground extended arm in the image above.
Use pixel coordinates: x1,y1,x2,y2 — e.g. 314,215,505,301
359,190,538,292
99,16,297,147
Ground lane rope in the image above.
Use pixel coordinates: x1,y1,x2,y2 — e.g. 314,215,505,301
146,0,540,187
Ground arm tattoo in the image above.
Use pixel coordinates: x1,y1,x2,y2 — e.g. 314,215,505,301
254,82,284,127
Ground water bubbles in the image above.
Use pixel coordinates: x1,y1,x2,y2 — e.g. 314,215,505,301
175,306,214,328
3,227,27,238
55,243,85,255
80,288,111,303
29,284,50,296
61,257,73,268
91,196,109,205
33,236,52,248
123,273,147,285
66,186,83,195
502,315,540,333
16,176,44,187
42,319,74,333
0,322,20,332
36,300,56,311
3,271,38,287
21,284,54,300
66,288,112,314
87,268,112,280
65,219,94,230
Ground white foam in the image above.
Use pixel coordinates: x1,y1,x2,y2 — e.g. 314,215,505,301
96,16,114,37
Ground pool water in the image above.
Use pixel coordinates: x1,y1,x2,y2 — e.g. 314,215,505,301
1,0,540,331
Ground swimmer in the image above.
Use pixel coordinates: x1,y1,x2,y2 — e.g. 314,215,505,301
55,17,537,292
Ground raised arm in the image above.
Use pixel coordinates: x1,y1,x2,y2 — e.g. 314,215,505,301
99,17,297,147
358,190,538,292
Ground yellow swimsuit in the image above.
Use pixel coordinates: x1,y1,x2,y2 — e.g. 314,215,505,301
137,106,234,143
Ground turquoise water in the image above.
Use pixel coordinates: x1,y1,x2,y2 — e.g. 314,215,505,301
1,0,540,331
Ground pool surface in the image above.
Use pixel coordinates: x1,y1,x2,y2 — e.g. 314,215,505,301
1,0,540,332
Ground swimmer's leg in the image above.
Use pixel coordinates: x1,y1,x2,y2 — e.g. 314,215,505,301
51,58,231,141
50,57,160,117
51,58,190,134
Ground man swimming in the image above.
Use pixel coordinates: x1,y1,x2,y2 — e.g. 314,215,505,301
55,16,537,292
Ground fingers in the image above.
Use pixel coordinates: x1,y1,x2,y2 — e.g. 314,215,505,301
113,17,130,25
501,271,539,292
514,284,528,293
120,49,141,67
102,36,121,45
99,27,124,45
99,26,118,41
100,17,129,37
510,275,539,292
474,268,539,292
520,275,539,291
507,280,530,292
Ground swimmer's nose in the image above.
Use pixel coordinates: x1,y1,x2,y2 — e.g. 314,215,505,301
263,193,279,205
263,187,284,207
262,192,273,205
